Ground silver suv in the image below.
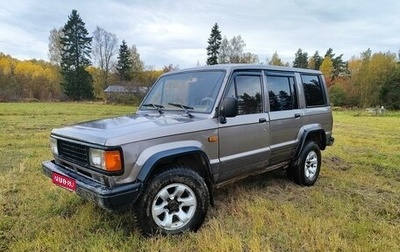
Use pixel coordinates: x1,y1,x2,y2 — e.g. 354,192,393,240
43,64,334,235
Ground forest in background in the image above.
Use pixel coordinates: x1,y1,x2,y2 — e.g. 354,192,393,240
0,53,164,103
0,11,399,109
2,48,399,109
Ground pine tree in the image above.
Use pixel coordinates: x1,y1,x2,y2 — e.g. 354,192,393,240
293,48,309,68
310,51,323,70
116,40,133,81
206,23,222,65
324,48,347,80
60,10,93,100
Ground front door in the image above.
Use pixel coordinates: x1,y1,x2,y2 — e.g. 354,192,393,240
218,70,270,182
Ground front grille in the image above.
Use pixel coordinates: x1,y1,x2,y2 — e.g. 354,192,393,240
58,140,89,166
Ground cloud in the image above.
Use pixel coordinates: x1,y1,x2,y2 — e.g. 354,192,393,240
0,0,399,68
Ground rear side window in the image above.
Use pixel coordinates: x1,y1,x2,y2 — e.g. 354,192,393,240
226,74,263,115
267,75,298,111
301,75,326,107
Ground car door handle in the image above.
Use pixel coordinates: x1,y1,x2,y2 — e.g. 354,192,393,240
259,118,267,123
294,113,301,118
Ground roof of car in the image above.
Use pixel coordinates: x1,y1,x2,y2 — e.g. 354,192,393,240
164,64,322,75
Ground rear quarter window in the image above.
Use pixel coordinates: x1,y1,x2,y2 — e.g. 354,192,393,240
301,75,327,107
267,75,298,111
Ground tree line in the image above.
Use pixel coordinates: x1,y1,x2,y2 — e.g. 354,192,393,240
0,13,399,109
206,23,400,109
0,10,167,103
0,55,61,101
50,10,166,102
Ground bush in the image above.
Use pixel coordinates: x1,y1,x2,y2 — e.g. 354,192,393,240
329,85,347,107
380,67,400,110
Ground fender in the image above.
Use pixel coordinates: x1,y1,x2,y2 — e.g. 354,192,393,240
134,141,213,184
293,127,326,160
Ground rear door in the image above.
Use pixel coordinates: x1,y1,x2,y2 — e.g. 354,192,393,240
218,70,270,181
265,71,303,164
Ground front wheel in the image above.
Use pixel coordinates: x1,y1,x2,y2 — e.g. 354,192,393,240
135,166,209,236
289,141,321,186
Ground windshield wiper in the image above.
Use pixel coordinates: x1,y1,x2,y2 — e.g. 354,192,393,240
168,103,194,118
142,103,164,114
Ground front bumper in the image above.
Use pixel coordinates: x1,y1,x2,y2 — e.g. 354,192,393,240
42,160,142,211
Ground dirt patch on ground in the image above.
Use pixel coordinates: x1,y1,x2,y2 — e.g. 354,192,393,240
324,156,352,171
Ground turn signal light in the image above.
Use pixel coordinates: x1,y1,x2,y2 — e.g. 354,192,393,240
89,148,122,172
104,150,122,172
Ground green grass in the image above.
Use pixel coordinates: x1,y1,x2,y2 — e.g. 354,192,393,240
1,103,399,251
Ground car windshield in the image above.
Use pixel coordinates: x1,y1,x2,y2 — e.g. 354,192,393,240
140,70,225,113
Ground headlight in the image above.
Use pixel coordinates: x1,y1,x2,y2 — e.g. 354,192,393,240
89,148,122,172
50,138,58,155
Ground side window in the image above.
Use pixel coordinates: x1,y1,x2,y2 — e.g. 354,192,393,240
301,75,326,107
267,75,298,111
226,75,263,115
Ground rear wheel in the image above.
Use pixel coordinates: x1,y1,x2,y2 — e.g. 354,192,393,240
289,141,321,186
135,166,209,235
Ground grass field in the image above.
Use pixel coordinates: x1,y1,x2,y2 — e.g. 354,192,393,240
0,103,399,251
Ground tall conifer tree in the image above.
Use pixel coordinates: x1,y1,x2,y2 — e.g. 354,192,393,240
116,40,133,81
324,48,347,80
293,49,309,68
60,9,93,100
311,51,323,70
206,23,222,65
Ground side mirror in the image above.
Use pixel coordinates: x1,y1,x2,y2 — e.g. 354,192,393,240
219,97,238,122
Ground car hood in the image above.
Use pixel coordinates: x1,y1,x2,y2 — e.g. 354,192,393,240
51,112,212,146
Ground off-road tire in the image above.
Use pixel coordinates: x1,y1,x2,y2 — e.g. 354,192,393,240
135,166,209,236
289,141,321,186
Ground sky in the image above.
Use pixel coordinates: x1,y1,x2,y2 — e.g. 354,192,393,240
0,0,399,69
